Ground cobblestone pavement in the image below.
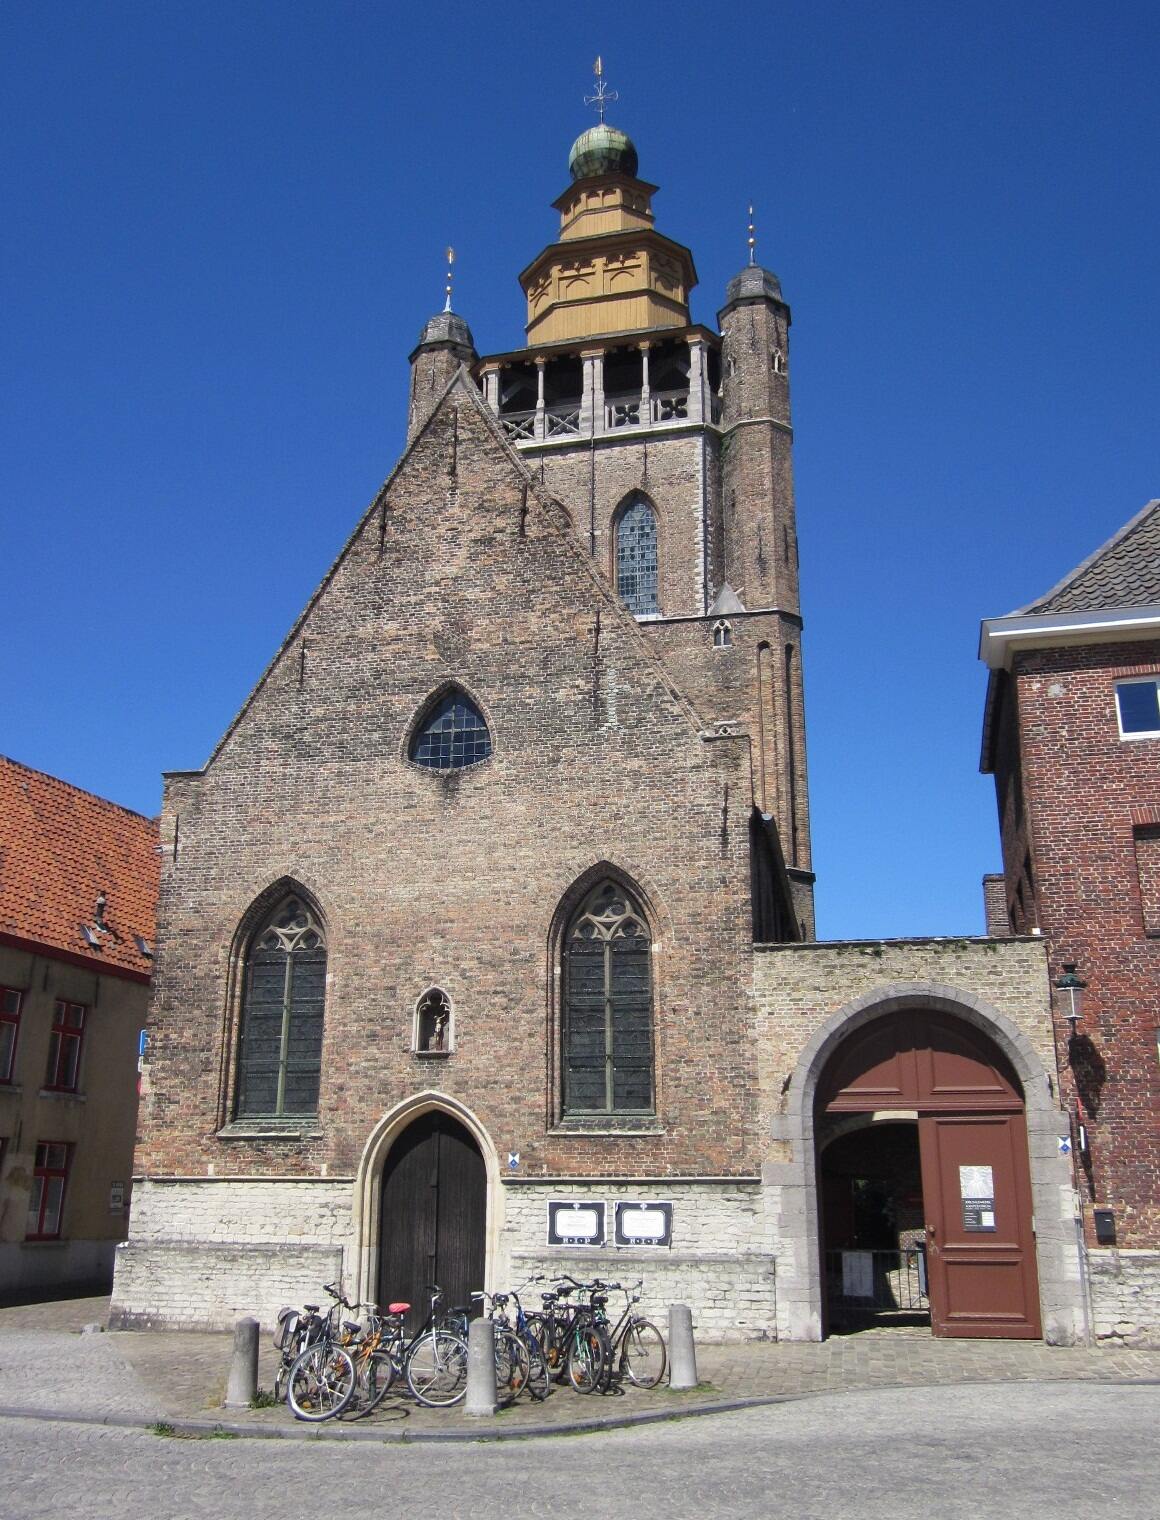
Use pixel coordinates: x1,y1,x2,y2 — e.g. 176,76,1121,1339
2,1295,1157,1441
4,1384,1159,1519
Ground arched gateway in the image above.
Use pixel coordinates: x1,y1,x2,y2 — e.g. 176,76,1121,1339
816,1009,1041,1338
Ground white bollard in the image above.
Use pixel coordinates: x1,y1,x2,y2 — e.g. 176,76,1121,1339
223,1315,259,1408
668,1303,699,1389
464,1316,498,1417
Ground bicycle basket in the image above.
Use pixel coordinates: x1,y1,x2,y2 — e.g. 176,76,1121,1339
272,1307,299,1350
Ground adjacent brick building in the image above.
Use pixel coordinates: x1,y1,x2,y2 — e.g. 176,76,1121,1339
0,756,157,1295
112,110,1089,1344
981,501,1160,1342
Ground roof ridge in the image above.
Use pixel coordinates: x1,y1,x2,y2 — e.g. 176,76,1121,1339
0,753,158,827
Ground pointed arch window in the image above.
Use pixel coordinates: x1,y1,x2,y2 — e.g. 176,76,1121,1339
409,690,492,770
562,880,653,1114
235,896,327,1119
615,495,659,616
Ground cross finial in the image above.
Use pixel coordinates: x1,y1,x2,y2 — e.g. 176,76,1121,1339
747,204,757,267
583,56,618,123
443,246,455,313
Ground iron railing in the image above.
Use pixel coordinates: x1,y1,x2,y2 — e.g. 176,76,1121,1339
825,1248,929,1313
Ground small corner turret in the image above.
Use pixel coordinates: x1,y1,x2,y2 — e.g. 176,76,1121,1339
407,247,478,442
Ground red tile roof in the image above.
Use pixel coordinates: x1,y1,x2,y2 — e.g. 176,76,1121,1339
0,755,159,982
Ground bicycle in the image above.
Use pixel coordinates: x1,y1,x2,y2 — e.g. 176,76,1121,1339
400,1284,471,1407
471,1289,533,1406
285,1282,358,1421
599,1279,667,1388
271,1300,325,1403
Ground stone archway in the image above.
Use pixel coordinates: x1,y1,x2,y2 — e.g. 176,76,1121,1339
350,1092,502,1315
816,1008,1040,1337
768,983,1083,1345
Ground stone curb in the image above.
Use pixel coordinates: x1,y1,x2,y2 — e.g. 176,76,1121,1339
1,1375,1157,1445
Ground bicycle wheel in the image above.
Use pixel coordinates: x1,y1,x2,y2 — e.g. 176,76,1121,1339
405,1330,469,1407
521,1332,551,1403
287,1343,356,1421
566,1323,610,1395
494,1328,530,1407
527,1313,567,1381
360,1349,397,1412
620,1318,667,1388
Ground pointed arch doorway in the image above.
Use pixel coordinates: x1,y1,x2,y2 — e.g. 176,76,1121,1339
378,1111,485,1332
817,1009,1042,1339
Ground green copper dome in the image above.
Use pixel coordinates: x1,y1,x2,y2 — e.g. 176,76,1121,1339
568,123,639,182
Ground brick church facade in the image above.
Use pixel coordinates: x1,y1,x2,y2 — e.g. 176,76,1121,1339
111,115,1148,1345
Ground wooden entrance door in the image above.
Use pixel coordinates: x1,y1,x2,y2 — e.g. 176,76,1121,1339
919,1112,1040,1338
819,1010,1041,1339
378,1111,486,1332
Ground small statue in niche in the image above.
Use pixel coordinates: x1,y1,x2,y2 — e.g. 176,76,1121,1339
417,989,451,1052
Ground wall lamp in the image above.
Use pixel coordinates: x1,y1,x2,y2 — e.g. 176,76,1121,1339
1054,962,1087,1035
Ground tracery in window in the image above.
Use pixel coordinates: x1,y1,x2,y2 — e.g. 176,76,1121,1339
235,896,326,1119
615,495,659,617
713,619,732,648
409,690,492,770
562,879,653,1114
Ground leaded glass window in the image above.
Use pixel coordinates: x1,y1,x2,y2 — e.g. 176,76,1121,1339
616,496,659,616
563,880,653,1114
235,897,326,1119
409,691,492,770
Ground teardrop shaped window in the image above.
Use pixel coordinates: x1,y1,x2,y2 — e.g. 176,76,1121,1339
409,690,492,770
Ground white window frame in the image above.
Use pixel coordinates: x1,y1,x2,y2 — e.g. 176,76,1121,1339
1115,677,1160,740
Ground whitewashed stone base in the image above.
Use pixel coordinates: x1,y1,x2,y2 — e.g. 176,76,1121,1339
1088,1249,1160,1347
110,1178,353,1331
110,1174,777,1339
501,1180,776,1342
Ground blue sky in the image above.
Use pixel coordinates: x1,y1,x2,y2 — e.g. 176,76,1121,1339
3,2,1158,939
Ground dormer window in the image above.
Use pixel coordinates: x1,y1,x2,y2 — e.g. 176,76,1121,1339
409,690,492,770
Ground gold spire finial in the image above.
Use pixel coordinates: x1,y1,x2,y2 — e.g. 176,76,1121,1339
443,246,455,313
584,56,618,123
747,204,756,267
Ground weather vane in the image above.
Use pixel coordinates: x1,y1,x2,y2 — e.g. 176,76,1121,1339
584,56,618,122
443,246,455,313
747,204,757,267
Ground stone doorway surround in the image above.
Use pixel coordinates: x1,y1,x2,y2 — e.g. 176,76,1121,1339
350,1091,503,1313
754,941,1086,1346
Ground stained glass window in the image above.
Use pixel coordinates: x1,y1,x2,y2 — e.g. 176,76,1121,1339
616,496,659,616
235,897,326,1119
410,692,492,770
563,880,653,1114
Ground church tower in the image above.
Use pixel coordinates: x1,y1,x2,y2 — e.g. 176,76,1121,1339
462,86,814,934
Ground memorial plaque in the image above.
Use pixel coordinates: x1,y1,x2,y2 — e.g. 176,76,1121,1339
547,1199,605,1247
614,1200,673,1247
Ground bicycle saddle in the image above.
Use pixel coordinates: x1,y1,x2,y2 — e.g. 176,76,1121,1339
303,1304,319,1313
388,1301,410,1315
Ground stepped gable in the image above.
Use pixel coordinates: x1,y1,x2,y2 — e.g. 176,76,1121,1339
1015,499,1160,614
0,754,158,979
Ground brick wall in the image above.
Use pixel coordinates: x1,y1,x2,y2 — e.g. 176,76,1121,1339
1003,642,1160,1247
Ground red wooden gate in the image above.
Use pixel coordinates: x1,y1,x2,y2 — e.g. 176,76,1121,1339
819,1011,1041,1339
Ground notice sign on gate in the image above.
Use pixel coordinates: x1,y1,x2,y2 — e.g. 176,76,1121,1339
959,1165,997,1231
547,1200,606,1247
